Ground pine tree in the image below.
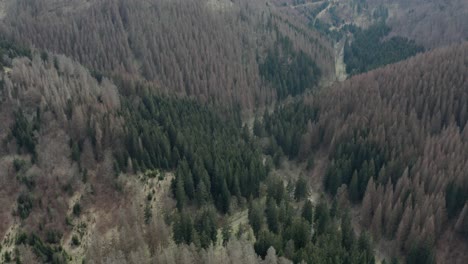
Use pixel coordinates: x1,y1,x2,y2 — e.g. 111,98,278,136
295,177,308,201
71,141,80,162
371,203,383,241
195,182,209,207
302,200,314,224
222,223,232,246
175,176,186,210
387,199,403,238
268,177,286,204
254,230,281,258
407,240,435,264
249,201,264,236
357,231,375,264
219,179,231,214
184,170,195,200
266,198,280,234
361,187,373,227
341,210,355,251
349,170,359,202
396,205,413,250
314,200,330,236
455,203,468,234
289,217,311,249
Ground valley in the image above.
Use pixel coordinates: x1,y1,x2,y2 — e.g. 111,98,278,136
0,0,466,264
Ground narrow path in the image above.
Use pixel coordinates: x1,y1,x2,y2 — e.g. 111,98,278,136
313,1,331,26
291,1,326,9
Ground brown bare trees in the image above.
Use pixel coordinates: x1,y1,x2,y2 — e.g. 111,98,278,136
313,42,468,260
0,0,334,108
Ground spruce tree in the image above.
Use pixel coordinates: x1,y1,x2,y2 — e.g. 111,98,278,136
302,200,314,223
295,177,308,201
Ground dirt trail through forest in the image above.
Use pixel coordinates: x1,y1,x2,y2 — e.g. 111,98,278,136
292,1,326,9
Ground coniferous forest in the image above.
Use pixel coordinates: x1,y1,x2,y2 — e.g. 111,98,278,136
0,0,466,264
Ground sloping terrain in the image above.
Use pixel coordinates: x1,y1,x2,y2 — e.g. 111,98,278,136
0,0,335,108
263,42,468,263
368,0,468,48
0,1,466,264
273,0,468,49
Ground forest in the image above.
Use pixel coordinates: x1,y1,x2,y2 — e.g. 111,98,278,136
261,43,468,263
0,0,335,108
344,23,424,75
0,0,466,264
259,34,321,99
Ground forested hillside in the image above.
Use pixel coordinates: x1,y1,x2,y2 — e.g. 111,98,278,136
367,0,468,48
0,0,335,108
262,42,468,263
0,47,373,263
0,47,124,263
273,0,466,78
0,0,467,264
343,23,424,75
274,0,468,49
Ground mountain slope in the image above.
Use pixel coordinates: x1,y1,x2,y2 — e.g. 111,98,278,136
263,42,468,263
0,0,335,108
368,0,468,48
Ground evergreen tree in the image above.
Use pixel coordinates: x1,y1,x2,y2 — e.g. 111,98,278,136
358,232,375,264
302,200,314,224
349,170,359,202
407,241,435,264
249,201,264,236
266,198,280,234
254,230,281,258
195,182,209,207
175,176,186,210
371,203,383,241
294,177,308,201
314,200,330,236
341,210,355,251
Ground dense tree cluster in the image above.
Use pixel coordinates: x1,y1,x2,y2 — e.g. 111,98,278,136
262,101,318,159
344,23,424,75
116,95,268,213
247,177,376,264
259,34,321,99
172,207,218,248
0,37,31,69
14,232,68,263
0,0,334,108
324,131,387,200
0,1,467,263
10,110,39,160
